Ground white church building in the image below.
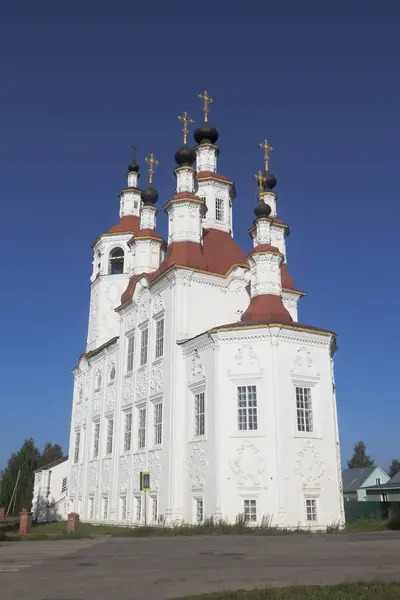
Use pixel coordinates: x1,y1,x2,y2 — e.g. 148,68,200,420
49,95,344,528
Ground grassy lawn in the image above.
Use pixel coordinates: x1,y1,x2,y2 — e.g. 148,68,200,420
176,582,400,599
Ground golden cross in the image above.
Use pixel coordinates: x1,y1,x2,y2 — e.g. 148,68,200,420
144,152,159,184
259,139,273,171
199,90,213,123
177,110,194,144
254,169,265,193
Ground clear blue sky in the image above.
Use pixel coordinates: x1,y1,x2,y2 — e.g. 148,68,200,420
1,0,399,469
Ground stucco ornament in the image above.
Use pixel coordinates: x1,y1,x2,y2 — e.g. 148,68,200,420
103,283,124,332
150,362,163,395
87,285,99,346
136,369,148,400
189,444,209,489
119,455,131,493
122,375,134,404
101,458,112,492
190,353,205,383
148,451,162,490
230,442,267,487
228,344,263,376
133,454,145,491
152,294,165,316
88,461,99,495
69,466,78,495
291,347,320,379
125,309,136,332
93,390,101,415
138,301,150,324
296,441,325,487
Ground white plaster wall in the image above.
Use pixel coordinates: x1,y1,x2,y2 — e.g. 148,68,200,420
196,180,232,233
32,460,69,522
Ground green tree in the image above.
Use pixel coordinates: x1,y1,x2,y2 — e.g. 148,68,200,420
388,460,400,479
347,441,374,469
0,439,39,515
37,443,63,469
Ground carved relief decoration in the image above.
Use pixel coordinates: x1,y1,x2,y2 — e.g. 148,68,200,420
88,461,99,495
78,464,84,498
230,442,267,487
122,375,134,405
291,347,320,380
125,309,136,332
103,283,124,332
87,285,99,345
93,390,101,415
189,444,209,489
150,362,163,395
295,441,325,488
138,300,150,324
101,458,112,493
190,353,205,384
133,454,145,491
152,294,165,316
119,455,131,493
105,383,116,412
135,369,148,401
148,451,162,490
69,466,78,496
228,344,263,376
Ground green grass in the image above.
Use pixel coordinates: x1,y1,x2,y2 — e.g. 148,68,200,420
344,518,389,533
175,582,400,599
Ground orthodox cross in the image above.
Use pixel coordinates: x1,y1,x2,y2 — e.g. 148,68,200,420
144,152,159,184
254,169,265,193
199,90,213,123
259,139,273,171
131,143,137,162
177,111,194,144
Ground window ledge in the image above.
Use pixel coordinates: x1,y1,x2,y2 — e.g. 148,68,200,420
231,431,264,438
152,357,164,366
150,444,163,451
190,436,207,444
294,432,323,440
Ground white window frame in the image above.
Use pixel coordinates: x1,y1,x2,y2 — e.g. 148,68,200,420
93,421,100,459
244,498,257,523
61,477,67,495
103,496,109,520
195,497,204,524
74,431,80,464
155,318,164,359
151,496,158,522
306,498,317,522
140,327,149,366
194,391,205,437
135,495,142,522
138,406,146,450
376,478,381,485
123,411,132,452
127,335,135,372
120,496,127,521
215,197,224,221
237,385,258,431
89,496,95,520
153,401,163,446
296,386,313,433
106,418,114,455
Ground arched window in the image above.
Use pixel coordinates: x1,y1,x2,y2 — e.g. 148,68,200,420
109,365,116,382
109,247,124,275
95,370,102,390
215,197,224,222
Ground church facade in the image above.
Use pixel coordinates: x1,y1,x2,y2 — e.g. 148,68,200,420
66,95,344,528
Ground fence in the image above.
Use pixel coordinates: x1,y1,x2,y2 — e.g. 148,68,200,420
344,501,400,524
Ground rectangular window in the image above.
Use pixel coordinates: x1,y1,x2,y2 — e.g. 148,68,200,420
74,431,80,463
296,387,313,433
376,478,381,485
61,477,67,494
382,493,388,502
154,402,163,445
237,386,258,431
93,422,100,458
155,318,164,359
215,197,224,221
196,498,204,523
89,497,94,519
138,407,146,449
106,419,114,455
140,328,149,366
306,499,317,522
136,496,142,521
124,412,132,452
103,497,109,520
152,497,158,522
121,496,127,521
244,499,257,522
127,335,135,372
195,392,205,436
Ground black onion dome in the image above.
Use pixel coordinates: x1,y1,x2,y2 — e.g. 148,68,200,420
194,122,219,145
263,171,277,190
141,185,158,205
254,201,272,218
128,161,140,173
175,144,196,166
